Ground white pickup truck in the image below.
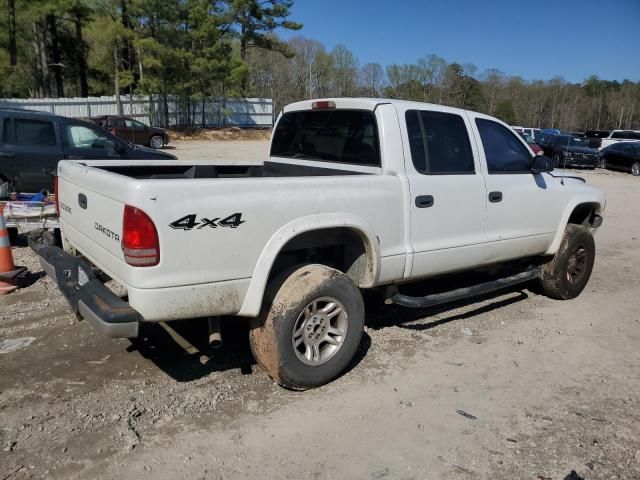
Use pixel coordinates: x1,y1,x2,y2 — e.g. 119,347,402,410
33,98,605,389
599,129,640,150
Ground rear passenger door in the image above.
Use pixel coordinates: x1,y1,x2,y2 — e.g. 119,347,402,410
403,108,488,279
472,117,563,262
0,116,63,192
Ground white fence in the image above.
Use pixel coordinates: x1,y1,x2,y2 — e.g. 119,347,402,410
0,95,274,128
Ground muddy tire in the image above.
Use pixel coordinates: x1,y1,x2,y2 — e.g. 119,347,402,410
539,224,595,300
249,264,365,390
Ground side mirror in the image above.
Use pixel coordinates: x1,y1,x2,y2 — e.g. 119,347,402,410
531,155,554,174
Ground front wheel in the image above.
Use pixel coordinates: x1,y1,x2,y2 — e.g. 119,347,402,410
538,224,595,300
553,153,561,168
631,161,640,176
249,264,365,390
149,135,164,149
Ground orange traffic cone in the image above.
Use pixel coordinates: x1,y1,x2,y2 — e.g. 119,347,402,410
0,204,25,295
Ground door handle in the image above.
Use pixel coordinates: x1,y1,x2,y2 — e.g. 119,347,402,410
415,195,434,208
489,191,503,203
0,152,15,158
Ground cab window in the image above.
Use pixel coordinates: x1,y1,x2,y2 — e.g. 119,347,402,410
476,119,532,174
405,110,475,174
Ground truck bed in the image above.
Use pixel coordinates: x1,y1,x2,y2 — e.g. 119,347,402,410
98,160,370,180
56,158,405,320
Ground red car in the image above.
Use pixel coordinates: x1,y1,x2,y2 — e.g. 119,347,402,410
519,132,543,155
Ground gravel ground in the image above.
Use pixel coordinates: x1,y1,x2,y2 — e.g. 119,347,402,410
1,141,639,479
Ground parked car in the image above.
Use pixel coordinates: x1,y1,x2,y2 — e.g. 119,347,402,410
522,127,541,139
584,130,610,149
599,141,640,175
33,98,605,390
90,115,170,149
518,132,543,155
598,130,640,150
0,108,176,192
536,132,599,168
511,126,541,139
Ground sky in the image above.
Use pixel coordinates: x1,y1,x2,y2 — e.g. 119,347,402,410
280,0,640,83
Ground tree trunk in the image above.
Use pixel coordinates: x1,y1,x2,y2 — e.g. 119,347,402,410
163,93,169,128
47,14,64,97
8,0,17,66
75,14,89,97
114,46,123,115
240,21,248,96
34,21,51,97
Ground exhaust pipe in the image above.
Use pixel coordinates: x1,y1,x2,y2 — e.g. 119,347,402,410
208,317,222,349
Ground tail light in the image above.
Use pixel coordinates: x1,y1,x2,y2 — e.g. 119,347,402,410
54,176,59,215
122,205,159,267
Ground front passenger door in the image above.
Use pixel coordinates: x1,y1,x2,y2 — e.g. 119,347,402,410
473,118,565,263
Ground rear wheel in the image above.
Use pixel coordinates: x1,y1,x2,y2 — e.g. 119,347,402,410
149,135,164,149
539,224,595,300
249,264,365,390
631,161,640,176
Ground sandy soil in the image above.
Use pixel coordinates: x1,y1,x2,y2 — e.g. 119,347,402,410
1,142,639,480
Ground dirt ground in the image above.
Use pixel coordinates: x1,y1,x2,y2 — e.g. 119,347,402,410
1,140,639,480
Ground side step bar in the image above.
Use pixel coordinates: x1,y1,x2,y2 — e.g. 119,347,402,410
390,267,540,309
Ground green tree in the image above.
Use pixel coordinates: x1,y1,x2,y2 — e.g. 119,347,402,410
494,100,516,125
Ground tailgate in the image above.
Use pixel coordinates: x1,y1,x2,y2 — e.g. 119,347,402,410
57,162,130,283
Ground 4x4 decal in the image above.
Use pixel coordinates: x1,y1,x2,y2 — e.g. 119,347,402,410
169,213,245,230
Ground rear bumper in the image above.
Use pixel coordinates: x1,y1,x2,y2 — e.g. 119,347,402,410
32,242,140,338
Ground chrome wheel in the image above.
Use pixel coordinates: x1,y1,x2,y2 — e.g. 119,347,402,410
150,135,164,149
292,297,348,366
632,162,640,176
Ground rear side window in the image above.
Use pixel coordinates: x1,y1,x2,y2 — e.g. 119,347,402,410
612,131,640,140
3,118,56,146
270,110,380,167
405,110,474,174
476,119,532,174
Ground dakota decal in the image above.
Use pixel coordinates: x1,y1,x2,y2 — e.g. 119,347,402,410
95,222,120,242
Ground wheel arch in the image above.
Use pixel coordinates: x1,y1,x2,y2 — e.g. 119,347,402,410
237,214,380,317
545,198,604,256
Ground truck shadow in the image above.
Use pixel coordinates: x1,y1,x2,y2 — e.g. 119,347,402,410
365,289,530,331
127,317,372,384
127,285,530,384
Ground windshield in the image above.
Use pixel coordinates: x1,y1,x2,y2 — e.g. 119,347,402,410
556,135,589,147
270,110,380,167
